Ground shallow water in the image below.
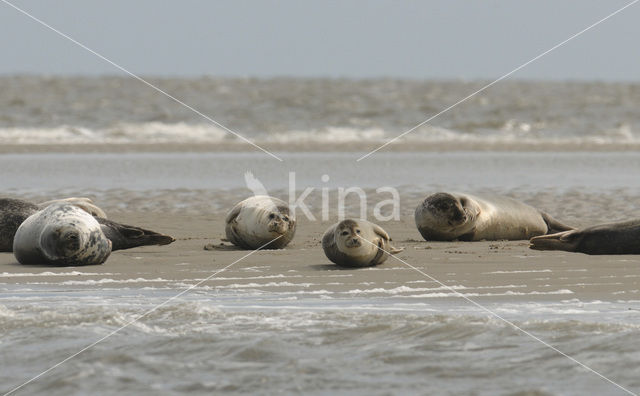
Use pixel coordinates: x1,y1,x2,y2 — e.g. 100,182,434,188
2,289,640,396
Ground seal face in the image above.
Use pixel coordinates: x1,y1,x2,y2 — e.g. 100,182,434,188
13,203,112,266
415,192,572,241
322,219,403,267
530,219,640,255
225,196,296,250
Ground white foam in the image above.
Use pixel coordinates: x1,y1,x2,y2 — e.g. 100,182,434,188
0,271,118,277
2,122,640,148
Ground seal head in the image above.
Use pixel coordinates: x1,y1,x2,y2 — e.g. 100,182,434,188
322,219,403,267
415,193,479,241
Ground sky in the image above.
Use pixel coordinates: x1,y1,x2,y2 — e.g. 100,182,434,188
0,0,639,81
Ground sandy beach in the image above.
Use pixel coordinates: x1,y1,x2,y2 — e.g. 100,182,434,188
3,213,638,303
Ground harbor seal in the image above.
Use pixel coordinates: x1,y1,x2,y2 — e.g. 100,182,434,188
1,197,174,252
322,219,404,267
530,219,640,255
414,192,573,241
13,203,112,266
225,195,296,249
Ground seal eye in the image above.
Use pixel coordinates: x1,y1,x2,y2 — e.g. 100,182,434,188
341,231,349,236
356,230,361,234
283,216,289,222
269,214,275,219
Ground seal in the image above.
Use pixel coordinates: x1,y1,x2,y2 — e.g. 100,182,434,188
13,203,112,266
1,197,174,252
322,219,404,267
225,195,296,249
0,198,39,252
414,192,573,241
530,219,640,255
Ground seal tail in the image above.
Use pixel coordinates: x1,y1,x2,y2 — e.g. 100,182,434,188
96,218,175,251
540,212,574,234
529,230,577,252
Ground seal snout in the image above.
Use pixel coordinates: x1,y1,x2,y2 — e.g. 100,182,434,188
346,236,362,248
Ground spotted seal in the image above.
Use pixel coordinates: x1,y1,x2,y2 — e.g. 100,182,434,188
414,192,573,241
322,219,403,267
530,219,640,255
1,198,174,252
13,203,112,266
225,195,296,249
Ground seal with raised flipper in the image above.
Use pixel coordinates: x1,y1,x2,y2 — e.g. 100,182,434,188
414,192,573,241
530,219,640,255
13,203,112,266
225,195,296,249
322,219,404,267
0,197,174,252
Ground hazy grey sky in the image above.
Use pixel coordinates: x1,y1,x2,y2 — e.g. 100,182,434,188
1,0,639,80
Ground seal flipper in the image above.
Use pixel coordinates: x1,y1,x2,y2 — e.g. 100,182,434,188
540,212,574,234
529,230,579,252
96,218,175,251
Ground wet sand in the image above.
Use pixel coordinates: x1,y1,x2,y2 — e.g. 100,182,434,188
2,213,638,304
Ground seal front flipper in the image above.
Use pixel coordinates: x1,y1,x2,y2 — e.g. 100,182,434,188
529,230,579,252
540,212,574,234
96,218,175,251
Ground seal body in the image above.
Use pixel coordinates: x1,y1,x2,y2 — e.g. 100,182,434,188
322,219,403,267
13,203,112,266
225,196,296,249
530,219,640,255
414,192,572,241
1,197,174,252
0,198,39,252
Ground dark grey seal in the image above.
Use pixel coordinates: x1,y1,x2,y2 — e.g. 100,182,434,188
530,220,640,255
0,198,174,252
414,192,573,241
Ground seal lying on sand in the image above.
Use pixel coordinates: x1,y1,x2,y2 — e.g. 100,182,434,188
13,203,112,266
0,197,174,252
225,196,296,249
530,219,640,255
322,219,403,267
414,192,573,241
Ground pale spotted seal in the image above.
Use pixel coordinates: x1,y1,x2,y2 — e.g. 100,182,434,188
530,219,640,255
225,195,296,249
0,198,174,252
13,203,112,266
322,219,403,267
414,192,572,241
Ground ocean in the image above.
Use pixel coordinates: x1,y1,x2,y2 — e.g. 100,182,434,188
1,76,640,395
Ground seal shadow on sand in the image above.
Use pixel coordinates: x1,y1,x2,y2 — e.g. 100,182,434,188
203,242,245,251
309,264,357,271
